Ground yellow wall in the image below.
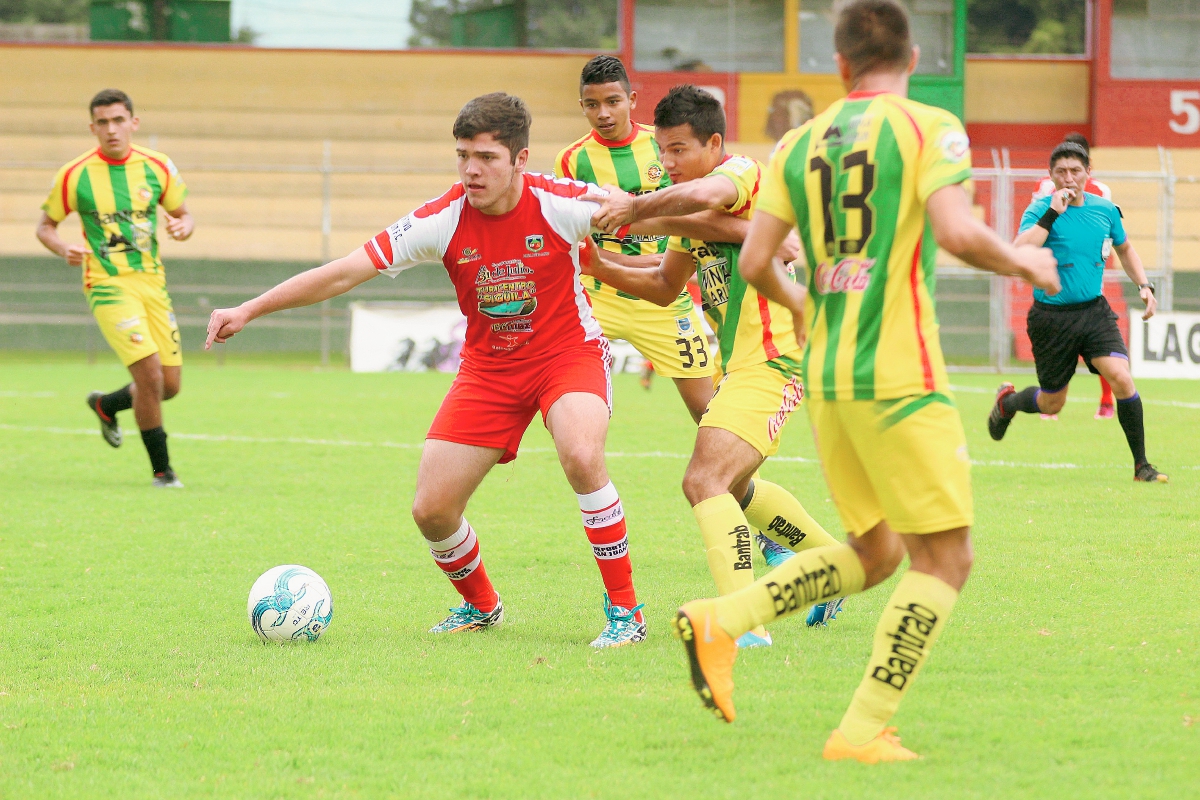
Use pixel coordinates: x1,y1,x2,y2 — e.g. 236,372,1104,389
737,73,845,144
964,60,1089,124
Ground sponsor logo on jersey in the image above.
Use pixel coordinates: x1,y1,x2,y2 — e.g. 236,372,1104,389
490,319,532,334
939,129,970,162
475,260,534,284
645,161,664,182
115,316,141,331
767,378,804,442
870,602,939,691
458,247,482,265
525,235,544,252
676,315,693,335
129,332,144,344
137,185,153,202
814,258,875,295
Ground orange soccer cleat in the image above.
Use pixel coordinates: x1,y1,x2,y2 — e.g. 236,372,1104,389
672,599,738,722
823,727,921,763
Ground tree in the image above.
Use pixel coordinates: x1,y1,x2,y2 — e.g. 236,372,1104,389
0,0,88,23
409,0,617,49
967,0,1086,54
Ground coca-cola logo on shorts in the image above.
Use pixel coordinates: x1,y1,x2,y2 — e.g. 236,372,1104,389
813,258,876,295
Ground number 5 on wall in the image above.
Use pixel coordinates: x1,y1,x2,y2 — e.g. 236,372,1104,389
1169,90,1200,135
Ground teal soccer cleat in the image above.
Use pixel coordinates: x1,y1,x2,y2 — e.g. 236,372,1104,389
429,597,504,634
590,594,646,648
805,597,846,627
755,532,795,569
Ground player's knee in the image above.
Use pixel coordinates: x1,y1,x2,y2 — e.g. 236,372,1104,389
410,497,458,537
162,378,181,400
681,466,719,506
558,446,605,492
854,534,904,588
1040,392,1067,414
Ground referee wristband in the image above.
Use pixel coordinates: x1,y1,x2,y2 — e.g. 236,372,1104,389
1036,207,1060,232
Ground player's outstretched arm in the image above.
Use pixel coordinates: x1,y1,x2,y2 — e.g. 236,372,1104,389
205,248,378,348
1113,240,1156,319
35,212,91,267
582,243,694,307
928,183,1061,295
736,211,809,346
586,176,740,234
630,209,748,243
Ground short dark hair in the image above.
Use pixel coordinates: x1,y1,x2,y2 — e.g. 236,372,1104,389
653,85,725,144
1063,132,1091,152
452,92,531,163
90,88,133,117
580,55,630,94
1050,141,1090,170
835,0,912,81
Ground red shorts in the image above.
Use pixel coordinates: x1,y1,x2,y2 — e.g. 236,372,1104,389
427,339,612,464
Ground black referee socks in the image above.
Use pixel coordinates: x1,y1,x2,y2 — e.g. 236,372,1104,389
99,384,134,419
140,426,172,475
1116,393,1147,467
1003,386,1042,417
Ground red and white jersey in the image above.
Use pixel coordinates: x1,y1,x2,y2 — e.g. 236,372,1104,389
364,173,608,365
1032,176,1112,201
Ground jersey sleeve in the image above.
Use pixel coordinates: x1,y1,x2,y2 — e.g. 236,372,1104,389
711,155,760,216
667,235,690,254
916,112,973,203
1018,197,1051,234
363,207,451,277
554,145,573,180
756,138,800,225
159,158,188,211
1109,203,1128,246
41,164,72,222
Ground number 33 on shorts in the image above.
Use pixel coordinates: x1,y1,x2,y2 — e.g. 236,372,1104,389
675,333,710,370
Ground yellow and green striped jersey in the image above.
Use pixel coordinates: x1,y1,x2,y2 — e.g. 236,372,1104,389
757,91,972,400
42,145,188,286
669,154,800,374
556,123,671,299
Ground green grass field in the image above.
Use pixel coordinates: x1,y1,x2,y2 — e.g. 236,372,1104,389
1,354,1196,799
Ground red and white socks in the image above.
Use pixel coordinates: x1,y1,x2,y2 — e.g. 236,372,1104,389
428,518,498,613
578,482,641,620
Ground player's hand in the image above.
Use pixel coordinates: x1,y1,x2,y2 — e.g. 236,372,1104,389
63,244,91,267
163,213,194,241
776,230,801,263
1140,286,1157,320
578,239,601,276
584,184,636,234
1014,244,1060,295
205,306,250,349
1049,187,1074,214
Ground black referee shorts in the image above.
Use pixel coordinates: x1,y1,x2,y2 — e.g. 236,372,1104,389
1026,296,1128,393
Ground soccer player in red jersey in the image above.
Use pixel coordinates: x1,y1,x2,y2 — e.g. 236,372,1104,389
206,93,690,646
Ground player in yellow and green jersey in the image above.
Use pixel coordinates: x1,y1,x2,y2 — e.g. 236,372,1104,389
36,88,196,488
556,56,716,423
584,85,844,648
664,1,1059,762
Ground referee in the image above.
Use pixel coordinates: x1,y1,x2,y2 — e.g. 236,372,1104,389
988,141,1167,483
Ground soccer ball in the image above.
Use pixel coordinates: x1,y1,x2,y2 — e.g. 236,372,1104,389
247,565,333,643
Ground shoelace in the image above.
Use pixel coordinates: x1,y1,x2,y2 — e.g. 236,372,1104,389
604,601,645,624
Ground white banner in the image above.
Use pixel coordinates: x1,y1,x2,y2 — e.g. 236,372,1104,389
1129,311,1200,379
349,302,650,374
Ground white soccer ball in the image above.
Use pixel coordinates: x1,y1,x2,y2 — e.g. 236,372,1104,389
247,565,333,643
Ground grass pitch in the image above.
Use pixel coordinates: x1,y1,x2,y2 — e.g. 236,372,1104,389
1,353,1196,799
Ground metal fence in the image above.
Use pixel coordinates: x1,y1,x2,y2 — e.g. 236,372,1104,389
1,144,1196,367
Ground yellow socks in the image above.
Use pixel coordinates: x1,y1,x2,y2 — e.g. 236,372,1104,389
741,478,839,551
837,570,960,746
694,495,756,596
712,543,866,638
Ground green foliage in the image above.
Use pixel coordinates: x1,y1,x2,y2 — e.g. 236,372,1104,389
0,361,1196,798
967,0,1086,54
409,0,617,49
0,0,87,23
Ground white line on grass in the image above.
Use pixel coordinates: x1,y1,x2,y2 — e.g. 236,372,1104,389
2,423,1195,471
949,384,1200,409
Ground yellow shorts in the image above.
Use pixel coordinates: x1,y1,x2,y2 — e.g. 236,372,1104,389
86,273,182,368
587,287,715,380
699,353,804,458
808,394,974,536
